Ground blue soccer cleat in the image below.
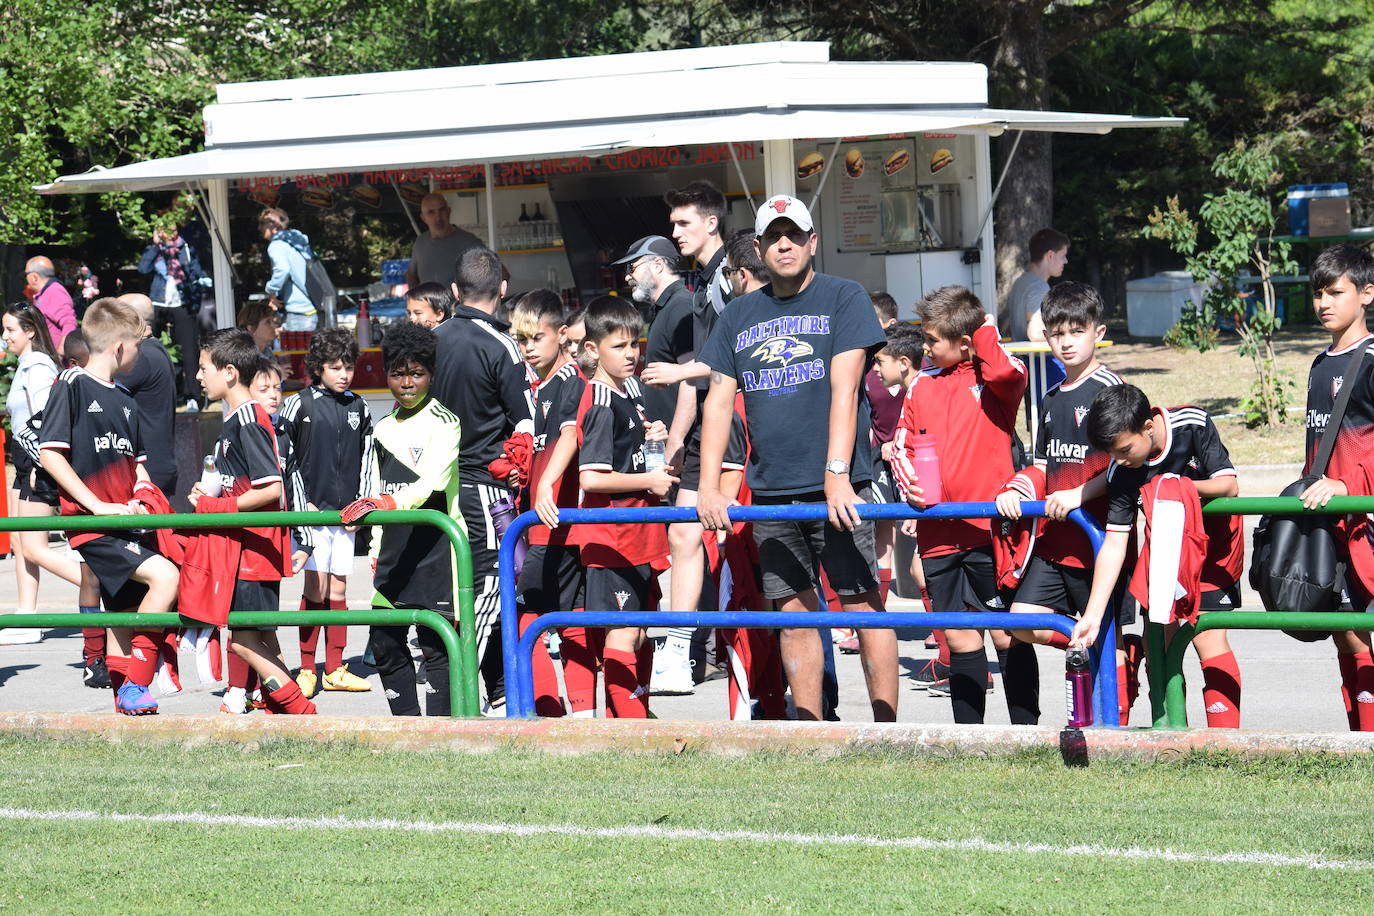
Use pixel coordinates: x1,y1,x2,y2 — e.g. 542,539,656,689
115,683,159,716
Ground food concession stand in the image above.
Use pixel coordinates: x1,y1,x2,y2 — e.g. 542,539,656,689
42,41,1181,389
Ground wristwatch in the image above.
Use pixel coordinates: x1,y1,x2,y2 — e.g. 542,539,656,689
825,458,850,476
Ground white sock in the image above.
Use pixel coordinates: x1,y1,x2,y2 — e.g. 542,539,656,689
224,686,247,713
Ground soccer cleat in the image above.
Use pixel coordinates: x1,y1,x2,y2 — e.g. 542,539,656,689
912,658,949,689
481,697,507,718
296,669,319,699
218,699,251,715
321,664,371,692
925,672,994,698
84,656,110,689
0,627,42,645
115,683,159,716
650,657,695,696
249,692,266,710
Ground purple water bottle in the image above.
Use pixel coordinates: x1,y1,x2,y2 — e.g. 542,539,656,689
488,494,527,579
1065,647,1093,728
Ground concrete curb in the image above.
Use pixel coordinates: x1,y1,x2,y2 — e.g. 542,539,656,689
2,713,1373,761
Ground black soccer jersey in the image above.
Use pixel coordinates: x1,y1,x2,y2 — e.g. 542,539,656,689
272,418,313,551
1305,334,1374,486
278,385,374,510
432,303,536,481
1034,365,1122,567
529,360,587,547
576,377,669,568
1106,405,1242,590
214,400,288,580
39,367,146,546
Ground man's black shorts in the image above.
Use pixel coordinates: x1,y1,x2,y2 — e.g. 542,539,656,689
228,579,282,632
868,447,896,505
517,545,585,614
77,534,155,610
921,545,1001,614
752,487,880,602
583,564,655,615
1012,555,1137,626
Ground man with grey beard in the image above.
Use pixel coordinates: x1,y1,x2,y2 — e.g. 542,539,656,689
611,235,691,426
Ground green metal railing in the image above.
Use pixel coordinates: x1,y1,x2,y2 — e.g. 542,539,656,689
0,509,478,716
1150,495,1374,729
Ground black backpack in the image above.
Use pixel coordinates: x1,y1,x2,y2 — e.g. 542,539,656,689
1249,342,1368,641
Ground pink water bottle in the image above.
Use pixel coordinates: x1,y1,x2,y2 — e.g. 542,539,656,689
910,429,943,505
1065,648,1093,728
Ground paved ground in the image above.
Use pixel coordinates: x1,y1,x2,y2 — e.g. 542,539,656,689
0,464,1356,732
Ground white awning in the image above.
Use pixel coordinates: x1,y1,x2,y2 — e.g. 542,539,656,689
40,107,1181,195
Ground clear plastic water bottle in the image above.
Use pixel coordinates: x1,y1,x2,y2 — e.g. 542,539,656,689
643,439,666,472
199,454,222,498
1065,647,1093,728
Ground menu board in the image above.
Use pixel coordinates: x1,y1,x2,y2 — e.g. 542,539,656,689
797,140,918,251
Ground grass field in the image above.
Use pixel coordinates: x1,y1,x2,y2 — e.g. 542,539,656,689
1,736,1371,912
1105,326,1328,467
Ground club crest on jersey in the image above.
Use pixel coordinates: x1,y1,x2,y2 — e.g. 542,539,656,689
348,412,361,430
1334,376,1344,398
1074,405,1089,427
409,446,424,463
87,400,103,413
969,383,984,402
541,400,552,418
751,336,814,366
122,406,132,421
613,590,631,610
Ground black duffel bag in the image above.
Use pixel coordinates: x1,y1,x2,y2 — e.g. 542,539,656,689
1249,342,1367,643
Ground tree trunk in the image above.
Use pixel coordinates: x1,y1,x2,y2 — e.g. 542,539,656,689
990,3,1053,306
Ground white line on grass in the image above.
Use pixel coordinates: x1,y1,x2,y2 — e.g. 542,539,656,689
0,806,1367,872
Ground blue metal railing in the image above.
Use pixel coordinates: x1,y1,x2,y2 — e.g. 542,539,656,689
498,502,1113,724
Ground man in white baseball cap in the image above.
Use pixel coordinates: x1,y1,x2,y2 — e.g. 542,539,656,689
694,194,900,722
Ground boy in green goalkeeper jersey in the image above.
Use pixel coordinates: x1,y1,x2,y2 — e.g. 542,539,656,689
341,322,464,715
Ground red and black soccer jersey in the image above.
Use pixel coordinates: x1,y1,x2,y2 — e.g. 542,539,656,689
1305,335,1374,487
1105,405,1242,591
529,360,587,548
213,400,290,581
38,367,146,547
575,377,669,569
277,385,374,510
1028,364,1122,568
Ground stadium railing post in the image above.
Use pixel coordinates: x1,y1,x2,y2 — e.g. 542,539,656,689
500,502,1115,724
0,509,477,717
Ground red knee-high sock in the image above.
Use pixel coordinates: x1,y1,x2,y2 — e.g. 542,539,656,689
207,628,224,682
559,626,601,714
1353,652,1374,732
604,647,647,718
298,595,319,669
160,631,181,688
106,655,129,693
227,649,254,690
324,599,348,672
1046,631,1071,651
933,628,950,666
878,568,892,605
267,680,317,715
1338,652,1360,731
520,611,565,717
127,633,160,686
920,587,933,614
1200,651,1242,728
82,629,105,665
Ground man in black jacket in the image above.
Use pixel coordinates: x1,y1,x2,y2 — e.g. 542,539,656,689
114,293,179,497
435,246,535,712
